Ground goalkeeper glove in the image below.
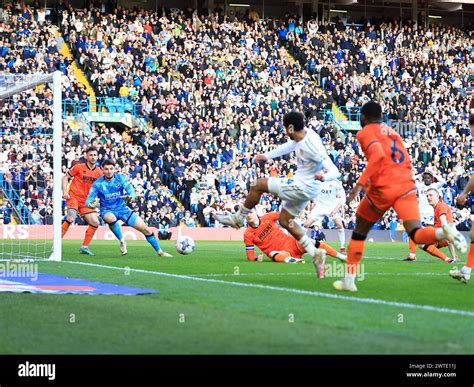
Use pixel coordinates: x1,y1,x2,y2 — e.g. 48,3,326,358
88,198,100,209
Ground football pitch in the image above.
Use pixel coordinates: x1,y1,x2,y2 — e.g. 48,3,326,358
1,240,473,354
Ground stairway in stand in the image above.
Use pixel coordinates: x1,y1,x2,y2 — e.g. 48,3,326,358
58,30,96,112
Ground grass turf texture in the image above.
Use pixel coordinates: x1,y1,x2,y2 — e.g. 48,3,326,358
0,240,473,354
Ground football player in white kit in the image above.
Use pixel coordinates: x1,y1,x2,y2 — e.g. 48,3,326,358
304,179,347,253
214,111,341,278
450,101,474,283
405,169,446,261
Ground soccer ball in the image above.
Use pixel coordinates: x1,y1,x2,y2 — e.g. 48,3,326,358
176,236,195,255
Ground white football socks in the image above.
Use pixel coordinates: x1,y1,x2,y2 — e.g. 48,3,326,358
299,235,317,256
237,206,252,221
461,266,472,275
337,228,345,248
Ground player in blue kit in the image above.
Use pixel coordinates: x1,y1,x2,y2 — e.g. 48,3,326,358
85,159,173,257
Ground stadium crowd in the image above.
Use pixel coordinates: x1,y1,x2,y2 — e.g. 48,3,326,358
0,3,472,234
0,1,91,226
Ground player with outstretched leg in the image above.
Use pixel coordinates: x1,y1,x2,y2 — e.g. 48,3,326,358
215,111,341,278
334,101,466,292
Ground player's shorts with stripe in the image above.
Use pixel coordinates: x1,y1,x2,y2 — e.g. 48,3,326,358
66,196,97,216
269,237,305,259
357,183,419,223
268,177,319,217
435,240,449,249
101,206,138,227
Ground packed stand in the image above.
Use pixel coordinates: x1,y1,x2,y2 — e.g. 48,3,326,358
2,3,472,232
0,2,92,225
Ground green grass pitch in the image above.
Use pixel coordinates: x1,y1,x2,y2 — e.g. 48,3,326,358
0,240,473,354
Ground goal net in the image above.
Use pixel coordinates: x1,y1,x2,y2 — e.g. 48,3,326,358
0,72,62,261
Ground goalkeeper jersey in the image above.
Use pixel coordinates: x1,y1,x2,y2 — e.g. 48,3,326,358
86,173,135,212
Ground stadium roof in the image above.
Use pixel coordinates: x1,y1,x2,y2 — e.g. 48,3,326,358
223,0,474,17
123,0,474,19
221,0,474,10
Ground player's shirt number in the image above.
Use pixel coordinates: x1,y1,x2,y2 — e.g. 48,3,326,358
391,140,405,164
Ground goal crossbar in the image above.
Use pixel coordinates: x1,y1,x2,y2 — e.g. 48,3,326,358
0,73,54,99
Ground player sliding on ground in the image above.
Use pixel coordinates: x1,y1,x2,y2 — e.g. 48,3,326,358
244,211,346,263
335,101,467,292
450,104,474,283
405,169,445,261
304,179,346,253
215,111,340,278
406,188,458,263
62,146,103,256
85,159,172,258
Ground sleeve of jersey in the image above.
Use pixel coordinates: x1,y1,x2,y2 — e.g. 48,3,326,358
321,157,340,181
264,140,297,160
356,129,374,156
68,165,79,178
85,181,99,208
244,232,257,261
437,203,448,223
357,142,386,187
337,187,346,205
438,213,448,226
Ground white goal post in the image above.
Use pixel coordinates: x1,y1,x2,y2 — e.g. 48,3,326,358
0,71,62,261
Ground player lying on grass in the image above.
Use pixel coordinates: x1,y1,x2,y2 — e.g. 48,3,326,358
334,101,466,292
85,159,172,257
405,188,458,263
451,106,474,283
215,111,340,278
405,169,446,261
244,211,347,263
304,179,346,253
62,146,103,256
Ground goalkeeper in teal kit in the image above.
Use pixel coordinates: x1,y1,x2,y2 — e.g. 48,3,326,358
86,159,172,257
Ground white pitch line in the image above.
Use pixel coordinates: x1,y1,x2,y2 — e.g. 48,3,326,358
187,272,447,278
63,260,474,318
182,249,433,262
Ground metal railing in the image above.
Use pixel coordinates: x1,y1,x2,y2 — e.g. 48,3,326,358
62,96,148,132
318,106,393,133
0,173,36,225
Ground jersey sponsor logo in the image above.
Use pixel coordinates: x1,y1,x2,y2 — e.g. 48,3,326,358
320,189,333,194
257,224,273,241
82,175,98,184
104,192,122,200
